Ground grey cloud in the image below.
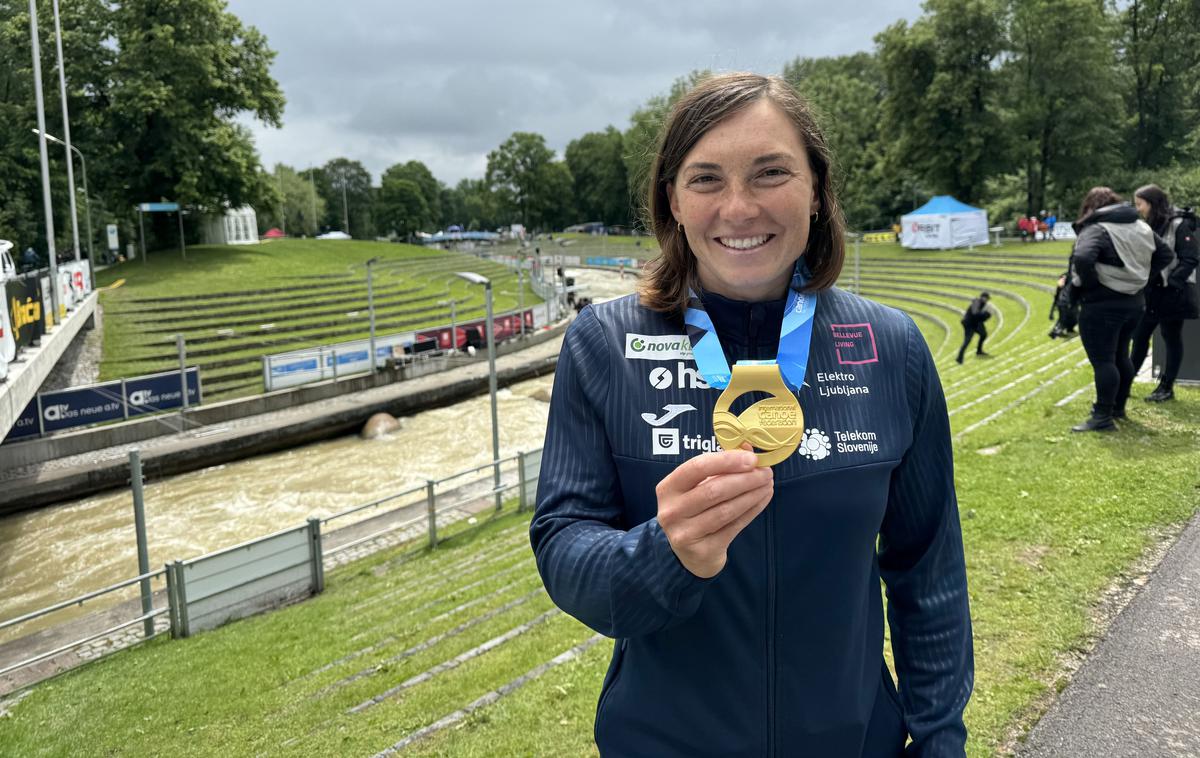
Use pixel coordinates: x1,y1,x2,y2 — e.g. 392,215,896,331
226,0,923,185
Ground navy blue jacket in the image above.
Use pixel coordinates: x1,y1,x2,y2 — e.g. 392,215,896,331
531,286,973,757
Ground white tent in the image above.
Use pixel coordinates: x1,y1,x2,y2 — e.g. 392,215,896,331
900,196,989,249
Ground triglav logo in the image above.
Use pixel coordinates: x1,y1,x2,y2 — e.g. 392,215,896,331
625,333,693,361
652,428,680,455
648,362,710,390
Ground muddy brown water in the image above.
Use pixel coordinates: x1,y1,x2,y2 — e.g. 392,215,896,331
0,268,633,642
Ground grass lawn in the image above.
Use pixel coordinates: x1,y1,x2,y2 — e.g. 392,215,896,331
2,239,1196,756
96,239,543,400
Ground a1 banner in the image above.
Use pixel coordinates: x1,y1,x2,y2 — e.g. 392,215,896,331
5,278,44,350
124,367,200,415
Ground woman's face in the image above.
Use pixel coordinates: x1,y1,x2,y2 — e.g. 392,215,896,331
1134,196,1150,220
667,99,818,302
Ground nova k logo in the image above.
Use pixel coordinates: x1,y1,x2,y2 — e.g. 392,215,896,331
624,333,693,361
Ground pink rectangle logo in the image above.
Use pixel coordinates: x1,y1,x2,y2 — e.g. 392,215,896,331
831,322,879,365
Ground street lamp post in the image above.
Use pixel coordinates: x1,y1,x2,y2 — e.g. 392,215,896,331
28,0,61,322
366,258,377,373
33,129,93,284
341,179,350,236
51,0,79,261
456,272,500,510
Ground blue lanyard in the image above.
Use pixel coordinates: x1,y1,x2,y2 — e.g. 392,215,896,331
683,263,818,391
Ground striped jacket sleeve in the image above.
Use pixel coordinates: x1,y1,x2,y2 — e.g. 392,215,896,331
879,317,975,757
530,307,711,638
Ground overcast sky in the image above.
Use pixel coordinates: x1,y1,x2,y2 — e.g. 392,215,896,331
225,1,925,187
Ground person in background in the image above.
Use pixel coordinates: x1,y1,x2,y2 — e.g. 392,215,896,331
1068,187,1172,431
1130,184,1199,402
956,291,991,364
1018,215,1032,243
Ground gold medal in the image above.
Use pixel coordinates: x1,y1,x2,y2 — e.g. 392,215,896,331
712,363,804,467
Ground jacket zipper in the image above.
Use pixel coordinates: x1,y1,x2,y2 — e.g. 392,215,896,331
767,500,777,756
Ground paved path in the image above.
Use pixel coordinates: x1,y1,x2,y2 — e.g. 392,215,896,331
1019,510,1200,757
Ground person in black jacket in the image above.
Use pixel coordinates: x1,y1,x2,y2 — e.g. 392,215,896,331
956,292,991,363
1130,184,1199,402
532,73,972,757
1068,187,1173,432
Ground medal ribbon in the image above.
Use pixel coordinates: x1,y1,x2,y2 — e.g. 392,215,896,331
683,262,819,392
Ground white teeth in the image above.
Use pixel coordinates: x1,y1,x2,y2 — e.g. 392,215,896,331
719,235,770,250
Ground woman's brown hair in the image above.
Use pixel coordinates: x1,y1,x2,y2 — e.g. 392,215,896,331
637,72,845,313
1076,186,1123,225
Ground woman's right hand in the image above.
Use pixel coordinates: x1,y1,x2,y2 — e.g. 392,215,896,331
656,450,774,579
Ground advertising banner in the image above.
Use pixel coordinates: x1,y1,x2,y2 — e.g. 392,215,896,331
6,278,44,350
39,382,126,433
4,402,39,442
124,368,200,416
264,308,538,391
107,224,120,253
61,260,92,298
585,256,637,268
1,367,202,444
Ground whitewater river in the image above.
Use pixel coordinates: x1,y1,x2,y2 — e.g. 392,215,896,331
0,267,635,639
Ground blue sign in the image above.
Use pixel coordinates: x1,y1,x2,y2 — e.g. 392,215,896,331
1,367,202,444
138,202,180,212
4,402,39,442
39,382,126,433
124,368,200,416
586,256,634,268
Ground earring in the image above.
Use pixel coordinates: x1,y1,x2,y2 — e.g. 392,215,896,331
811,211,819,222
677,222,683,233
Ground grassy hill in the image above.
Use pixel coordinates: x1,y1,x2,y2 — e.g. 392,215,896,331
95,239,543,400
3,240,1196,756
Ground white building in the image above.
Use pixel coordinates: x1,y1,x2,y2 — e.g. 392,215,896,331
201,206,259,246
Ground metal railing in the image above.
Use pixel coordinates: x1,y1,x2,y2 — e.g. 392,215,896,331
0,447,544,688
0,568,170,680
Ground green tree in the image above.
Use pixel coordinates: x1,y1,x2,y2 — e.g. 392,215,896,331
448,178,498,231
1116,0,1200,169
260,164,325,237
0,0,115,252
376,175,432,239
316,158,373,237
486,132,555,228
380,160,443,227
533,160,576,231
1002,0,1125,214
107,0,283,242
783,53,900,229
622,70,710,226
565,126,630,226
877,0,1006,205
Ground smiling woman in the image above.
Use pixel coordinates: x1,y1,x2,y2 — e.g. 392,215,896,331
532,72,973,758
